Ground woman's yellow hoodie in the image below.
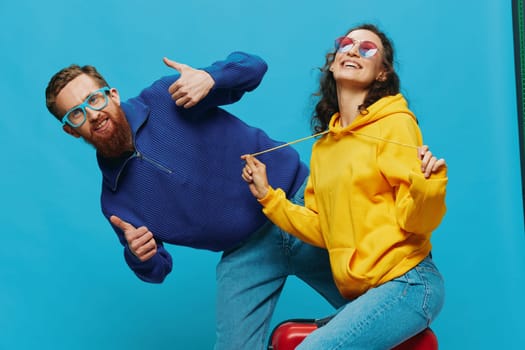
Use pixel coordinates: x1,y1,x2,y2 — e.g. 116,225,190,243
258,93,447,299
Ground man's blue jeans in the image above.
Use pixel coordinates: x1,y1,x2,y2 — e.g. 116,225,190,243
296,255,445,350
214,180,348,350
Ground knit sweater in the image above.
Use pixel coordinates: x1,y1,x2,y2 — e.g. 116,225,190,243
98,52,308,283
259,94,447,299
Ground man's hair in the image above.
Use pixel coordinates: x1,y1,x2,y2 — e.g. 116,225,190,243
45,64,109,120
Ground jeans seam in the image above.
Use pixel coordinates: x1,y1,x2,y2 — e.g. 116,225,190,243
413,265,431,325
259,293,280,350
330,293,404,350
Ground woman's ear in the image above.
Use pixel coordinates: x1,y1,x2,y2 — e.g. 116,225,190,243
376,72,387,82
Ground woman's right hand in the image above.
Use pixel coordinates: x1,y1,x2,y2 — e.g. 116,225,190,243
241,155,270,199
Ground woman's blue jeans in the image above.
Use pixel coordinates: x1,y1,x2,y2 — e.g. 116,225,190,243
214,179,348,350
296,255,445,350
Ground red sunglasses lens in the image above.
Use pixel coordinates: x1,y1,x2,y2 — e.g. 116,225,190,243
336,37,354,49
360,41,376,51
360,41,378,57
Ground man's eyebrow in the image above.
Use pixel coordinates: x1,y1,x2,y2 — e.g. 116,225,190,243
80,90,96,102
70,89,96,109
61,92,89,117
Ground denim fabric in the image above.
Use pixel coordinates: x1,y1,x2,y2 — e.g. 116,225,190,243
214,179,348,350
296,255,445,350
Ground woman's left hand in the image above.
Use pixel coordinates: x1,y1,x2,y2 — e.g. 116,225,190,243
418,145,446,178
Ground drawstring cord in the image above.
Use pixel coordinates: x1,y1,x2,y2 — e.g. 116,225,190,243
249,130,418,157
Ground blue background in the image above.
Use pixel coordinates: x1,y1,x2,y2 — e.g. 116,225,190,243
1,0,524,348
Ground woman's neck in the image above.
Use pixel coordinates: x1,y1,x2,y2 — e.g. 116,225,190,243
336,86,368,127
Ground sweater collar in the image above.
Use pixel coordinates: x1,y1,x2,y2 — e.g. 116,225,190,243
97,99,150,191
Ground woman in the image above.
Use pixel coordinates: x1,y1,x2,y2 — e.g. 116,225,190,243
241,24,447,349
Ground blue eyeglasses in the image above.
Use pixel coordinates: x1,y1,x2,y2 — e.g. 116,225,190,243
335,37,379,58
61,86,111,127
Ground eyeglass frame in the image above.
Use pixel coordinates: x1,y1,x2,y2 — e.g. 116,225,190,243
61,86,111,128
334,36,380,58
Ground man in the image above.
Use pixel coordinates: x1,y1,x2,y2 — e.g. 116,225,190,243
45,52,346,349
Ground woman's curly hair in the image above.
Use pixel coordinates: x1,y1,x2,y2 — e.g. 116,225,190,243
311,23,400,133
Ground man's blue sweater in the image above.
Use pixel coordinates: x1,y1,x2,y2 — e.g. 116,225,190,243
97,52,308,282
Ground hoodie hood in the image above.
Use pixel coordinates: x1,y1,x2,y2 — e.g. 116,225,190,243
328,93,416,137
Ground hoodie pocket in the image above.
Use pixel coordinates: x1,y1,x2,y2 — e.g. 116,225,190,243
329,247,372,298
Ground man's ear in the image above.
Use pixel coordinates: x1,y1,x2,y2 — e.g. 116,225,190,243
62,124,81,138
109,87,121,106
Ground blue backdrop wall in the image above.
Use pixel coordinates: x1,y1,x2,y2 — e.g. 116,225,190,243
1,0,524,349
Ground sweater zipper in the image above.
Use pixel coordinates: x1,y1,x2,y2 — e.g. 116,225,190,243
135,150,173,174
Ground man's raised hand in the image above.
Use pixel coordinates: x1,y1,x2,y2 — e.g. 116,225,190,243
163,57,214,108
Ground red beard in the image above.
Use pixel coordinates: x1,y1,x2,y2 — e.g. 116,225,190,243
85,110,133,158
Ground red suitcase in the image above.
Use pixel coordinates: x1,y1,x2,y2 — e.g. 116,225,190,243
268,318,438,350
